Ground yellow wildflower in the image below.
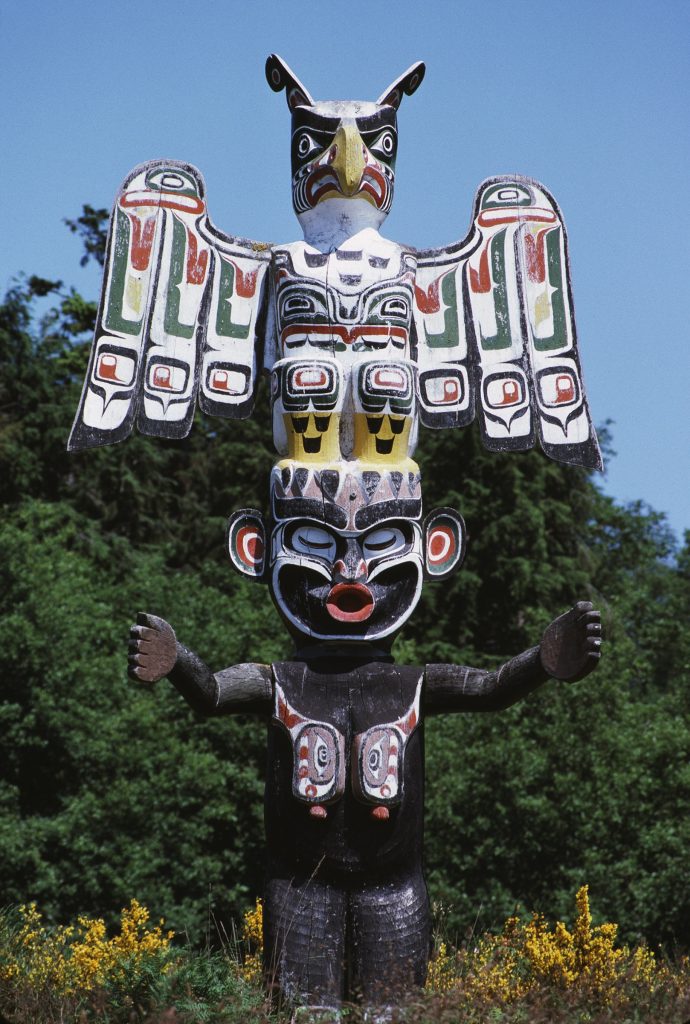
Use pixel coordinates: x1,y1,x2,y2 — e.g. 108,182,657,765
0,899,173,997
240,898,263,984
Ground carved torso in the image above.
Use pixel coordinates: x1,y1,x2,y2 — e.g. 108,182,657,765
271,231,417,360
267,231,420,468
266,660,425,878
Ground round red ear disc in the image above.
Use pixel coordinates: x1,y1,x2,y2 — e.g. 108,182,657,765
427,525,456,566
309,805,328,820
371,806,390,821
236,526,264,569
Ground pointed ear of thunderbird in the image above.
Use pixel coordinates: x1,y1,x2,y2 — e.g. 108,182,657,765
376,61,426,109
266,54,315,110
227,509,268,582
423,507,466,580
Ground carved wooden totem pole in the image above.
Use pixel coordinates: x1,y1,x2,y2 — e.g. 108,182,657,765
69,56,603,1015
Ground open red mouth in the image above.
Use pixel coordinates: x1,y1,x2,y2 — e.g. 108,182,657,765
326,583,375,622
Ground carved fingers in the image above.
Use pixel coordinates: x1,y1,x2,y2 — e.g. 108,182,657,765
540,601,603,683
128,612,177,683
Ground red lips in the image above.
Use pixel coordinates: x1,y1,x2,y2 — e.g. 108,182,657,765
326,583,375,622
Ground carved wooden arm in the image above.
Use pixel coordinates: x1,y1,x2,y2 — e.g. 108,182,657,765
128,613,272,715
424,602,602,714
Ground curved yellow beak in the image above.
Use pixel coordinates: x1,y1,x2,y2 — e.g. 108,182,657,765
330,123,366,196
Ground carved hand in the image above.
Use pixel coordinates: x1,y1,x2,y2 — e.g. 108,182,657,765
128,613,177,682
540,601,602,682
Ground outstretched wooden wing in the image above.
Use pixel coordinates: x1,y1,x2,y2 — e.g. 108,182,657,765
413,176,602,470
68,160,271,451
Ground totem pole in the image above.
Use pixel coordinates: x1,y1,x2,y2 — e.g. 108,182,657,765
69,56,603,1014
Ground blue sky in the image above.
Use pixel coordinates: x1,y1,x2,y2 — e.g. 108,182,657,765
3,0,689,541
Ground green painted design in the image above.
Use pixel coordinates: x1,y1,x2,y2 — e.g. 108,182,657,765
481,182,532,209
215,257,251,340
423,272,459,349
163,217,195,340
105,208,144,336
532,228,568,352
479,229,512,351
145,167,200,198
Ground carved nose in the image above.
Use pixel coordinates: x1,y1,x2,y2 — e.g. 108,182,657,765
333,554,367,582
329,123,366,196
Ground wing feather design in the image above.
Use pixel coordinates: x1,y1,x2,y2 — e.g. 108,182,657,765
414,176,602,470
68,160,271,451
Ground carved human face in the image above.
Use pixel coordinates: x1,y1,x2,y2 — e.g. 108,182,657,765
227,491,465,647
270,517,423,642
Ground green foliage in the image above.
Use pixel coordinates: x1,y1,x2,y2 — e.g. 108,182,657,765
0,499,288,938
1,212,689,962
64,204,109,268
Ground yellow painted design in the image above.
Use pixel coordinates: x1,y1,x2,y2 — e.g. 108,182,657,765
126,275,143,314
284,412,341,462
534,288,551,327
331,124,366,196
352,412,413,465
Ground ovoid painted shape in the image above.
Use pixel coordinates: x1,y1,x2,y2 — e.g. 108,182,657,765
72,54,604,1014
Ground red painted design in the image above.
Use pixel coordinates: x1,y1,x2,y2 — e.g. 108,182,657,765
230,260,259,298
400,707,417,735
333,558,367,581
469,243,492,294
299,744,309,759
97,353,124,383
442,379,460,402
326,583,374,622
129,215,156,271
555,374,575,403
120,191,204,215
305,784,317,798
236,526,264,568
294,366,328,388
153,366,173,389
278,695,303,730
428,525,457,568
414,275,443,314
360,166,389,210
372,366,407,389
478,208,556,229
309,804,328,819
210,369,242,394
371,806,389,821
186,229,208,284
524,229,548,284
281,323,408,350
497,380,521,406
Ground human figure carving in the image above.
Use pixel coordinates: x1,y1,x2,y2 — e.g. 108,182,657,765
128,511,602,1010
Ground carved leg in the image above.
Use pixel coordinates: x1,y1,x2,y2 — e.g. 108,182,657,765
348,871,431,1005
264,875,347,1009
